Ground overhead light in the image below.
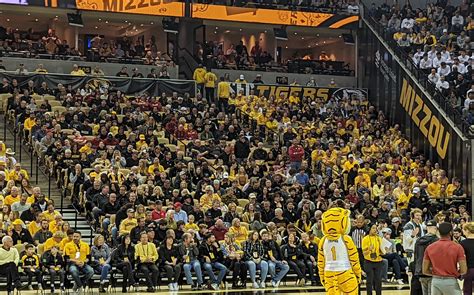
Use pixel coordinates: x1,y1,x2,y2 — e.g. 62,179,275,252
95,26,98,29
317,34,319,36
225,30,230,33
35,18,38,22
140,24,144,27
294,32,297,35
339,35,342,38
150,21,154,25
27,13,31,15
285,46,288,49
215,26,218,29
55,15,58,18
105,20,108,24
214,31,217,34
308,45,311,48
323,41,326,44
301,37,304,40
6,19,10,22
125,20,128,23
99,18,101,21
264,30,267,33
239,28,242,31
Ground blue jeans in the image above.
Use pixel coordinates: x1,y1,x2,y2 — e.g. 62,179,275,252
382,253,407,280
203,262,227,284
95,263,111,282
268,260,290,282
183,260,203,285
102,218,111,234
245,260,269,283
69,264,94,288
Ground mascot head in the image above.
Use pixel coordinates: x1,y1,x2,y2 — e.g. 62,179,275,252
321,207,351,240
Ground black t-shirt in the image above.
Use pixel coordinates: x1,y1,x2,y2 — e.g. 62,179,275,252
460,238,474,268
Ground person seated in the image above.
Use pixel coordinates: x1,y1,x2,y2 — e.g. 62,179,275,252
41,245,66,293
158,235,182,291
111,234,135,293
0,236,25,294
90,234,112,293
63,231,94,293
21,244,43,290
199,233,227,290
134,232,159,292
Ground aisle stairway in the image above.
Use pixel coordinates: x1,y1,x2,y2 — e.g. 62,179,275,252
0,115,93,242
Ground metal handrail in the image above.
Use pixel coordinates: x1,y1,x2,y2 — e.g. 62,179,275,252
360,4,472,137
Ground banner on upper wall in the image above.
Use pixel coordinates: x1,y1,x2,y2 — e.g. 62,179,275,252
230,83,367,101
192,4,359,28
358,20,471,193
0,73,196,96
0,0,185,17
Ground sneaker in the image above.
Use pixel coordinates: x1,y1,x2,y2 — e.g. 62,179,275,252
192,283,198,291
72,283,78,292
299,278,306,287
211,283,219,290
168,283,173,290
51,287,55,294
259,281,266,289
252,282,259,289
28,285,34,290
272,280,281,287
397,279,405,285
173,283,179,290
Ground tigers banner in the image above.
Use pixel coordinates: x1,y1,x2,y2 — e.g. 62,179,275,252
230,83,367,101
0,73,196,96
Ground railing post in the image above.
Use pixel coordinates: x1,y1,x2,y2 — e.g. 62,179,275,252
48,170,51,198
13,128,16,153
18,130,22,163
35,156,39,184
60,188,64,215
3,113,6,141
30,135,33,179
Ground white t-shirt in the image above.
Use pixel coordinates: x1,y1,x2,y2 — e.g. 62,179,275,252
322,236,351,272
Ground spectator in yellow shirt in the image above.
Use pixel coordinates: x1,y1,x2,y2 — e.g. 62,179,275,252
4,186,20,206
147,157,165,175
8,163,29,182
70,64,86,76
200,185,221,211
134,232,159,291
217,77,230,111
63,231,94,289
204,68,217,103
43,231,65,252
49,214,64,234
193,64,207,95
23,112,36,139
228,218,248,246
119,208,138,236
427,176,441,198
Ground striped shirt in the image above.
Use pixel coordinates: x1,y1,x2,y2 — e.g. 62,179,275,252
351,227,367,249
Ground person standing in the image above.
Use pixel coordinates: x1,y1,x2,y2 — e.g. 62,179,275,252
460,222,474,295
217,76,230,112
204,68,217,104
403,208,425,264
193,64,207,95
423,222,467,295
413,220,439,295
362,224,385,295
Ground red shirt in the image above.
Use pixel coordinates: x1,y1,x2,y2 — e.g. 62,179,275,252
424,237,466,277
151,209,166,220
288,145,304,162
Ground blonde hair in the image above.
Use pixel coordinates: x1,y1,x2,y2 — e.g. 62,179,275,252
93,234,105,246
463,222,474,235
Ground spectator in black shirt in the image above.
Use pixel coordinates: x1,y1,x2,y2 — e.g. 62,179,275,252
116,66,129,77
131,68,144,78
159,236,182,290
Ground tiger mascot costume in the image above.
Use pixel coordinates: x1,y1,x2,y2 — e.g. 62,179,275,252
317,207,361,294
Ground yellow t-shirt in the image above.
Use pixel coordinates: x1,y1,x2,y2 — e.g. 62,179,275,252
193,68,207,84
204,72,218,88
43,237,62,252
64,241,90,263
362,235,383,262
217,81,230,99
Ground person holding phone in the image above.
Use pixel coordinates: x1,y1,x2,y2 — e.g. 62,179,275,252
362,224,385,295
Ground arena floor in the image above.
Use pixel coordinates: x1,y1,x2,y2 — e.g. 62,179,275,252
20,286,412,294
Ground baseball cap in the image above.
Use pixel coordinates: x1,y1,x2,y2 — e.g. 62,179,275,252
127,208,135,213
412,187,420,194
223,172,229,178
425,220,437,227
174,202,182,208
381,228,392,234
391,217,401,223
